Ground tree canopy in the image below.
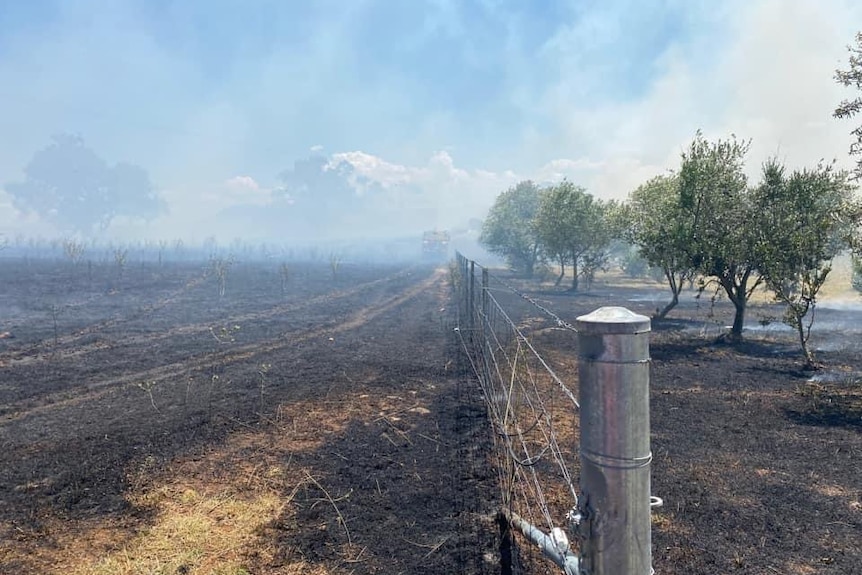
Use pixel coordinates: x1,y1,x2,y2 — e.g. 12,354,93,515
618,130,861,358
835,31,862,180
479,180,543,277
679,131,759,339
535,181,612,291
622,173,697,318
5,134,164,235
753,159,859,366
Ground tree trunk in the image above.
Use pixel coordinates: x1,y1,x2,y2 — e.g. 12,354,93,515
654,293,679,320
570,258,579,292
795,316,816,369
524,243,540,278
655,269,682,319
730,296,746,340
722,270,752,342
555,261,565,287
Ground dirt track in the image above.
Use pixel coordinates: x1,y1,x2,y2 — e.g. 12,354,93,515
0,259,499,574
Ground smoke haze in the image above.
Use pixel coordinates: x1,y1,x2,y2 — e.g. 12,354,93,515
1,0,860,245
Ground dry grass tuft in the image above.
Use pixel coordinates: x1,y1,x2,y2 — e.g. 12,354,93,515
66,484,283,575
49,389,423,575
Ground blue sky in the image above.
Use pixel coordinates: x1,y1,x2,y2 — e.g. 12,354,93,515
0,0,860,241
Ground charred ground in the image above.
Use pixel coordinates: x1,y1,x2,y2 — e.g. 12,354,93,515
0,259,859,574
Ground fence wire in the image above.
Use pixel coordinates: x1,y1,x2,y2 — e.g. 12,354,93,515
452,254,581,573
486,273,579,334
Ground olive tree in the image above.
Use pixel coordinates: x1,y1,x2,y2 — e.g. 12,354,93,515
479,180,543,277
754,159,859,367
835,31,862,180
622,174,698,318
535,181,612,292
679,131,760,340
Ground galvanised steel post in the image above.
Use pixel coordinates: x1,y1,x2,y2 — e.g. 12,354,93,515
481,267,489,318
575,307,652,575
458,253,467,329
463,257,469,324
481,267,489,376
469,260,476,342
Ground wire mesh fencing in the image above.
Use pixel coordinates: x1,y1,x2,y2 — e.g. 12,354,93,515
452,253,656,575
452,254,582,573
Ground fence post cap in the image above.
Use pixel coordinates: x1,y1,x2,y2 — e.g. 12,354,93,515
575,306,651,334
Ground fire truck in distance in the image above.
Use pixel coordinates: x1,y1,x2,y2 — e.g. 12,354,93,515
422,229,450,261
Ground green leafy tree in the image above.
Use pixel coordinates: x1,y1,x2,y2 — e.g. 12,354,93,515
4,134,164,234
622,174,698,319
480,180,543,277
679,131,759,340
754,159,860,367
835,31,862,180
535,181,611,292
852,255,862,291
618,245,651,278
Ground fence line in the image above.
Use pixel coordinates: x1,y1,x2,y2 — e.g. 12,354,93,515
486,272,579,333
452,252,657,575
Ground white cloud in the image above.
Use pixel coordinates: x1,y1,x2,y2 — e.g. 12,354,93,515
323,150,520,230
329,151,415,188
201,175,273,209
225,175,260,192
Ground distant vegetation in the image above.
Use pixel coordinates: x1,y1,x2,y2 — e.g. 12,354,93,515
4,134,165,235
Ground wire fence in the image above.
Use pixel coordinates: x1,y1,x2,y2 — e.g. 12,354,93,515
452,254,583,573
452,252,656,575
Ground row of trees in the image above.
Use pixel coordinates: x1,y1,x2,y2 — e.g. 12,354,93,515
479,180,618,291
626,133,859,365
481,32,862,367
479,132,861,367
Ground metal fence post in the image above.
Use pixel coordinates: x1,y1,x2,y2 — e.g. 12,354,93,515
480,267,490,385
469,261,476,341
463,257,469,323
481,268,489,328
458,254,466,325
575,307,652,575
